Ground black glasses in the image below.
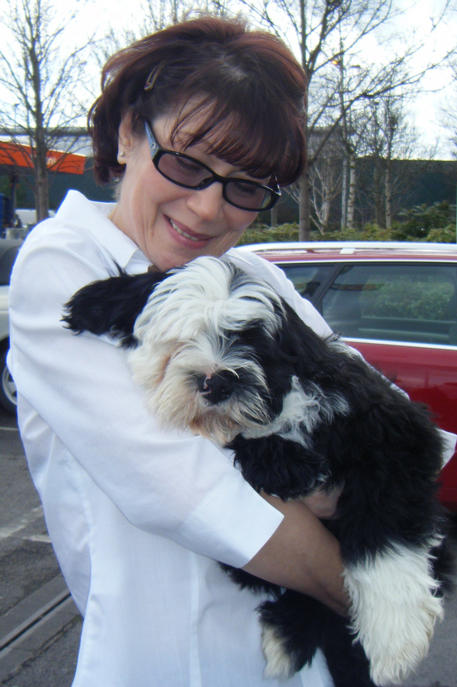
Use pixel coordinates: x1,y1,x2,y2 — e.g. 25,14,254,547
144,121,281,212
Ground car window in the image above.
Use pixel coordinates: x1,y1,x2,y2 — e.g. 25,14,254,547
321,262,457,346
277,263,333,299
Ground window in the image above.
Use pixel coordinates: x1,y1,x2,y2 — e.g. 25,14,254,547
321,263,457,345
278,263,333,300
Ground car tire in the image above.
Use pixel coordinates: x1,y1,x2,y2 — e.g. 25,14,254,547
0,341,17,414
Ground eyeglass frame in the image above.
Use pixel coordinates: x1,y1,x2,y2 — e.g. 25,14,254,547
143,120,281,212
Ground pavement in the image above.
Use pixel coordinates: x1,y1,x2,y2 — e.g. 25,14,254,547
0,413,82,687
0,579,80,686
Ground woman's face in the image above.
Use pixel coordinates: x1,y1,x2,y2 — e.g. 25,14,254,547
110,111,262,270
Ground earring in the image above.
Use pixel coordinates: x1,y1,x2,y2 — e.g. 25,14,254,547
118,150,126,164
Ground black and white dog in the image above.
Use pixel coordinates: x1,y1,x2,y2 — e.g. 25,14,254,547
63,255,453,687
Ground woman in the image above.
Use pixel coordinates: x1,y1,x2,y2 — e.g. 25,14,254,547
9,16,346,687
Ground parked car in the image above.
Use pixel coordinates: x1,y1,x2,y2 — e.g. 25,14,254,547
0,239,22,414
240,241,457,511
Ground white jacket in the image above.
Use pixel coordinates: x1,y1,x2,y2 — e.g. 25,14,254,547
8,190,335,687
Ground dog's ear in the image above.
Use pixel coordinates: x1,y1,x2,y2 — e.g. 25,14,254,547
62,269,169,347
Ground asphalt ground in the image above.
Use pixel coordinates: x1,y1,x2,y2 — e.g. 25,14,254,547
0,409,456,686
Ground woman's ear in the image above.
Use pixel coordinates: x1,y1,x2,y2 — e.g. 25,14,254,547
117,112,136,164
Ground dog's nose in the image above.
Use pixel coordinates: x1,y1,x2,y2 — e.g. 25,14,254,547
197,371,238,404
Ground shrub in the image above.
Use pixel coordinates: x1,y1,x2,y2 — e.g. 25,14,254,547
424,225,455,243
238,204,456,246
391,201,454,240
237,223,299,245
323,224,393,241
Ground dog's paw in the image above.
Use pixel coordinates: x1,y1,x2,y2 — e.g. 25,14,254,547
344,541,444,685
367,593,443,686
261,624,295,680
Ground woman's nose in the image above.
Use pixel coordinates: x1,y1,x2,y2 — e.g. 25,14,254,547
186,182,225,221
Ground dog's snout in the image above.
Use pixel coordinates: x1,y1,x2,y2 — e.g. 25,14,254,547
197,370,238,404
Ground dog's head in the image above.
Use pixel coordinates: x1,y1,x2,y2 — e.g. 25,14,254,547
64,256,339,445
127,257,303,444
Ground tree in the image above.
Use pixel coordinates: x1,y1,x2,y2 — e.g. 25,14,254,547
442,58,457,158
0,0,93,221
96,0,233,67
309,144,343,232
361,94,419,228
237,0,454,238
287,128,344,233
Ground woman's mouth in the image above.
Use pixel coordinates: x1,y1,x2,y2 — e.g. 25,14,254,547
168,217,210,244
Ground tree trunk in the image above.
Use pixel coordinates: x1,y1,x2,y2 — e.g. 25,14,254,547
34,147,49,223
270,204,278,227
30,24,49,224
346,153,356,229
373,161,383,227
385,159,392,229
9,172,18,222
321,198,330,233
299,170,311,240
340,154,348,230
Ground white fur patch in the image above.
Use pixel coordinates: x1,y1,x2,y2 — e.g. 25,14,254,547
343,538,444,685
261,624,295,680
242,375,349,444
133,256,284,347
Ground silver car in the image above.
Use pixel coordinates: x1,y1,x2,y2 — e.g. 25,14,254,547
0,239,22,414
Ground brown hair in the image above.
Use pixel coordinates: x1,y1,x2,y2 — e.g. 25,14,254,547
88,16,307,187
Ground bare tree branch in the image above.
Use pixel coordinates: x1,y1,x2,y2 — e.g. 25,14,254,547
236,0,455,237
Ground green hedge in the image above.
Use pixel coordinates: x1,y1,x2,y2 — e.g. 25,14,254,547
237,223,299,245
238,208,456,246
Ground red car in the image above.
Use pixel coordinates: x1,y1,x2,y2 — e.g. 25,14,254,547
242,241,457,511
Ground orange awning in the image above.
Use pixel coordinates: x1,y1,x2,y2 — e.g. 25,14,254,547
0,140,86,175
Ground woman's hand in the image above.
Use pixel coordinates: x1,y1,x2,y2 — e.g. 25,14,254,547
301,484,343,519
243,493,348,616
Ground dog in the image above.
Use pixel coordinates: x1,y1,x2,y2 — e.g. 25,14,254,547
63,255,454,687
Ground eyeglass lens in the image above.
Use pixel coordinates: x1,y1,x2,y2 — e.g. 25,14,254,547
157,153,274,210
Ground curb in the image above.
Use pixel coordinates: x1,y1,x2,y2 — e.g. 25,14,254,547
0,575,79,682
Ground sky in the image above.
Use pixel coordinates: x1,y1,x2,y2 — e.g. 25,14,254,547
80,0,457,158
381,0,457,158
1,0,457,159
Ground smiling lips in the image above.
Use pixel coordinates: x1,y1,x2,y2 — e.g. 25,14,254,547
168,217,211,244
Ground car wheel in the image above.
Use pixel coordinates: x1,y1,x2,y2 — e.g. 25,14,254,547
0,342,17,414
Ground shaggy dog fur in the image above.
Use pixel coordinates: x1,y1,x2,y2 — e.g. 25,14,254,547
63,255,454,687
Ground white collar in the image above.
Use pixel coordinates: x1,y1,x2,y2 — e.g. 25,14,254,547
56,190,150,272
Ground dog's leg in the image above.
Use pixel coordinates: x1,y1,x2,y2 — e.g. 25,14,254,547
343,538,444,685
259,591,375,687
259,591,325,680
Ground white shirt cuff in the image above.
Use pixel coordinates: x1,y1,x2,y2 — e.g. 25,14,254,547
176,469,284,568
